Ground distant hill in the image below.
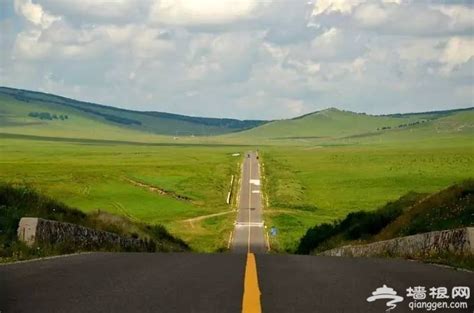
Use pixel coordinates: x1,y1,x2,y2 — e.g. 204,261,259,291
1,86,472,142
233,107,474,141
0,87,267,137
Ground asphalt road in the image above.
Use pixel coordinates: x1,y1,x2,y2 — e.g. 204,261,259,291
231,151,267,254
1,253,246,313
1,253,473,313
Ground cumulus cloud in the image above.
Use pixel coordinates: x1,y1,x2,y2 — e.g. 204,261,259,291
39,0,150,24
314,1,474,36
440,37,474,74
14,0,60,28
312,0,404,17
312,0,363,16
1,0,473,118
150,0,266,26
352,2,473,36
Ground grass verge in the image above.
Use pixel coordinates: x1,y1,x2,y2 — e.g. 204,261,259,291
0,184,189,263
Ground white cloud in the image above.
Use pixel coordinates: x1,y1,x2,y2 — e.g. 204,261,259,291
312,0,363,16
310,27,343,59
313,1,473,37
130,26,176,59
39,0,147,23
312,0,405,17
353,3,389,27
150,0,267,26
13,29,50,59
440,37,474,74
435,4,474,31
12,20,138,60
14,0,60,28
352,2,473,36
2,0,474,118
396,38,443,64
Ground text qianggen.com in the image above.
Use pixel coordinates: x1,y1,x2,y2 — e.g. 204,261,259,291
408,300,468,311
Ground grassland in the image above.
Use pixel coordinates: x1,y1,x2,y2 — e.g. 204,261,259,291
0,137,246,252
296,180,474,269
0,87,265,137
243,107,474,252
234,108,422,139
1,88,473,254
3,132,471,253
1,184,189,262
261,137,474,252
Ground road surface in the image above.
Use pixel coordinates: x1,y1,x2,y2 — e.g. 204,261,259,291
231,151,267,254
1,253,473,313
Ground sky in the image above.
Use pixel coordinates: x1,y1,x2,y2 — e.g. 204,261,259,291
0,0,473,119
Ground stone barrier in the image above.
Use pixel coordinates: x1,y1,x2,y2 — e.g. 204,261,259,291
319,227,474,257
17,217,152,252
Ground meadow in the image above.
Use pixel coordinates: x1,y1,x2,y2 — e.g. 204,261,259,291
1,131,473,253
261,137,474,252
0,136,245,252
1,89,473,253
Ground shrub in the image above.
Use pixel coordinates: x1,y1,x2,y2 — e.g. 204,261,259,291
296,223,338,254
296,192,422,254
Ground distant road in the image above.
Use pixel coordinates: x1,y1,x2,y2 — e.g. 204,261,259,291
231,151,267,254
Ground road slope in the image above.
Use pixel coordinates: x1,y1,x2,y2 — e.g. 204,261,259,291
1,253,473,313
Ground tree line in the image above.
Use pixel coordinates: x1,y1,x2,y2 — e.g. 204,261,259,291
28,112,69,120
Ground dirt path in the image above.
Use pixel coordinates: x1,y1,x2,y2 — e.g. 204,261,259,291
181,210,235,228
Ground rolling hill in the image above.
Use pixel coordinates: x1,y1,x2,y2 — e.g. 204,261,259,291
233,107,474,141
0,87,266,139
1,86,473,144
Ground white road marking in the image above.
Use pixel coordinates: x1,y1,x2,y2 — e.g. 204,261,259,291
249,179,260,186
235,222,264,227
227,231,234,249
0,252,92,266
266,231,271,252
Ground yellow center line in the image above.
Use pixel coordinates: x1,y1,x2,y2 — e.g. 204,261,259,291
242,253,262,313
248,154,252,253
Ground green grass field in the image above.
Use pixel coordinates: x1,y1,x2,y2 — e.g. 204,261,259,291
2,134,471,253
1,88,473,253
0,137,246,252
261,137,474,252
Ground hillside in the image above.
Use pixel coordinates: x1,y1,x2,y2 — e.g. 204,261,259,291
0,183,189,262
297,180,474,255
232,107,474,141
1,87,472,144
0,87,266,138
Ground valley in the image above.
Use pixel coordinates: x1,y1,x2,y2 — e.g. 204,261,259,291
1,87,473,253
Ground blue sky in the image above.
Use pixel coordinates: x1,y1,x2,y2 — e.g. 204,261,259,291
0,0,473,119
